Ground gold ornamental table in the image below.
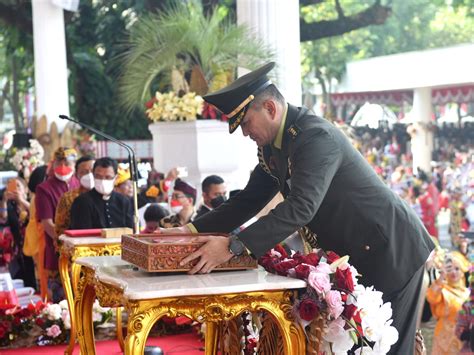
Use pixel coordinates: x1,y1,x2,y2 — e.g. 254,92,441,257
74,255,307,355
58,235,123,355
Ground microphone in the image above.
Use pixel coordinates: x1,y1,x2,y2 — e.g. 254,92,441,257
59,115,140,234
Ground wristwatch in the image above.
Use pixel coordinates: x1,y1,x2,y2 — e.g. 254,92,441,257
228,235,245,256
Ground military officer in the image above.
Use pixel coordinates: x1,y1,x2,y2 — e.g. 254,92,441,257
163,62,435,354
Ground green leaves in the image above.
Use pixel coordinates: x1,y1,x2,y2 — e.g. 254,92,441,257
117,0,271,114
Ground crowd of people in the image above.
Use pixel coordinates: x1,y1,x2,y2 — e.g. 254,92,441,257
0,146,231,304
0,97,473,353
352,127,474,354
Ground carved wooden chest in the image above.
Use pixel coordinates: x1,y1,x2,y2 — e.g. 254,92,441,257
121,234,258,272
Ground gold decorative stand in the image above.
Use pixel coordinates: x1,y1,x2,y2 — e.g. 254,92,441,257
58,235,123,354
74,256,307,355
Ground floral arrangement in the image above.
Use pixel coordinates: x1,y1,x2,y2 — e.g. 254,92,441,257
73,131,97,158
259,245,399,354
145,91,204,122
9,139,44,179
0,299,112,348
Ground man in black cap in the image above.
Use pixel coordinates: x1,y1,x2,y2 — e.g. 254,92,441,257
163,62,435,354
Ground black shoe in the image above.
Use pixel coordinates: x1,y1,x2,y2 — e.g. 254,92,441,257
144,346,164,355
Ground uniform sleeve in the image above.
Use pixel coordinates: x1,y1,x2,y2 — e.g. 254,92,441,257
191,164,279,233
35,184,54,221
237,128,343,258
70,196,93,229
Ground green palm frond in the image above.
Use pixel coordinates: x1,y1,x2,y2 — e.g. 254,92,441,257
117,0,272,114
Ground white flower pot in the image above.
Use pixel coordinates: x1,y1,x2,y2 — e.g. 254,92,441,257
148,120,257,191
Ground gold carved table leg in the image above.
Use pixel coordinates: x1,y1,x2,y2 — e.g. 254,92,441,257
116,307,125,352
59,254,76,355
59,243,123,354
205,322,219,355
77,268,305,355
122,291,305,355
75,267,98,355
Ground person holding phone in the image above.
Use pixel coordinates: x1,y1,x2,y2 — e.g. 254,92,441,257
4,177,35,289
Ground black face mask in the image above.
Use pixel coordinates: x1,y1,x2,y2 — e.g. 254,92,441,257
210,195,226,209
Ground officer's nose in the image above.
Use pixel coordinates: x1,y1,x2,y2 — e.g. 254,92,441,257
241,125,249,137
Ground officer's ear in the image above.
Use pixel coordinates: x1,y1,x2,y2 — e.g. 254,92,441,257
262,100,277,119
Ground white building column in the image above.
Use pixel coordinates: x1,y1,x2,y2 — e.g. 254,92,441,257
411,87,433,174
32,0,70,131
237,0,302,105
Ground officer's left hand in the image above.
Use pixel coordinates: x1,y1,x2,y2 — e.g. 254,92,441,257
180,235,233,274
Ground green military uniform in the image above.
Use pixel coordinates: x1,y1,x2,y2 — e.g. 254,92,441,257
191,62,435,354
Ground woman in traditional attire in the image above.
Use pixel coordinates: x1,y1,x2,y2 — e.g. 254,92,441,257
427,251,470,354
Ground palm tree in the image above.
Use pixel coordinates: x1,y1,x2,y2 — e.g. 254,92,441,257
117,1,272,114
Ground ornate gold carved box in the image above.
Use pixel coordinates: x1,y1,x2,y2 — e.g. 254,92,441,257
121,234,258,272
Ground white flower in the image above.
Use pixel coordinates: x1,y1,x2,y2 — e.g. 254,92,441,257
43,303,62,321
92,299,110,314
353,285,383,313
361,302,393,342
354,346,375,355
61,309,71,329
9,139,44,172
372,323,399,354
92,311,102,323
322,318,355,354
353,285,399,354
59,299,69,310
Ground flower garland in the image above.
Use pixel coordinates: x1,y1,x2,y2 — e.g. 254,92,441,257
0,299,112,347
8,139,44,179
145,91,204,122
259,245,399,354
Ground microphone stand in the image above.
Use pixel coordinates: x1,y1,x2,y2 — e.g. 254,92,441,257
59,115,140,234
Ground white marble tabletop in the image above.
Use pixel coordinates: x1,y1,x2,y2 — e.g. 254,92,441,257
76,255,307,299
59,234,121,247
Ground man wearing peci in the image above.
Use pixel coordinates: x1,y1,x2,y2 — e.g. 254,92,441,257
163,62,435,354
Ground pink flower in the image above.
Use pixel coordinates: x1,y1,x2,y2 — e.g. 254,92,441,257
315,262,332,275
46,324,62,338
308,271,331,295
325,290,344,319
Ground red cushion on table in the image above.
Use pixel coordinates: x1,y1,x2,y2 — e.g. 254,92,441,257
64,229,102,237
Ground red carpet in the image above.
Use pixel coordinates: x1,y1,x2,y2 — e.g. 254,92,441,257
0,333,204,354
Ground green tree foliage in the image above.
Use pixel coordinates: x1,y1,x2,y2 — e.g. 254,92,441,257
66,0,151,139
117,0,270,113
0,19,34,132
302,0,474,114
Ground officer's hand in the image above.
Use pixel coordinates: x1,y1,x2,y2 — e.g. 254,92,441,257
180,236,233,274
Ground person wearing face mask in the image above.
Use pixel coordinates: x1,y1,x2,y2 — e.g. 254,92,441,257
35,147,79,303
159,179,197,228
54,156,95,244
70,157,133,230
194,175,227,220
